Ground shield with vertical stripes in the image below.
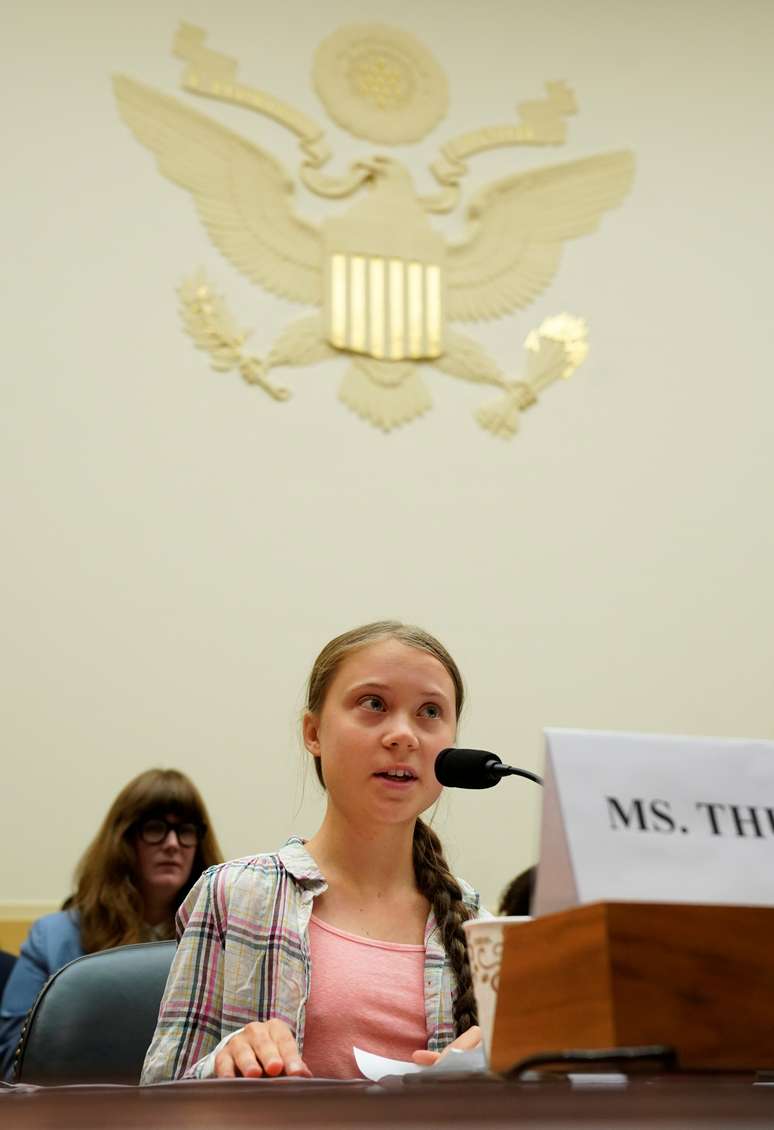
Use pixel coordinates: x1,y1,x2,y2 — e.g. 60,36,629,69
323,176,446,362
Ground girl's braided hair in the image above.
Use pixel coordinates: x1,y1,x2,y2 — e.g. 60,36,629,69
306,620,478,1036
412,816,478,1034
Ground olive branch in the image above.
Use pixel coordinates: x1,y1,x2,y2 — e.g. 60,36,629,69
177,271,289,400
475,314,590,438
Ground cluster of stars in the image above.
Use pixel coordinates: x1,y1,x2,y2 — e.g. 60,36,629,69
349,53,412,110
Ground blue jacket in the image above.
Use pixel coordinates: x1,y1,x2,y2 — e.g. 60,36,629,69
0,910,83,1080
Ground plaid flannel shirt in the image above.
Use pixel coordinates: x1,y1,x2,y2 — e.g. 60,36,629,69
141,836,481,1082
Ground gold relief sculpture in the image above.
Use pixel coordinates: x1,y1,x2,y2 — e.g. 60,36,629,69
177,273,292,400
322,158,446,361
313,24,449,145
180,272,587,436
114,23,635,437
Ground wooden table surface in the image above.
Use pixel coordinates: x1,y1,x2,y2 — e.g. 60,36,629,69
2,1074,773,1129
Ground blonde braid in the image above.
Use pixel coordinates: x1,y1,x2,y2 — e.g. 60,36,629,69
413,818,478,1036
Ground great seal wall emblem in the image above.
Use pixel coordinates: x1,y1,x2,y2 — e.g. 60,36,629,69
114,23,634,436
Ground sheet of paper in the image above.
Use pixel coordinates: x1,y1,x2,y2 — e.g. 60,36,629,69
430,1045,487,1075
353,1047,423,1081
353,1044,486,1081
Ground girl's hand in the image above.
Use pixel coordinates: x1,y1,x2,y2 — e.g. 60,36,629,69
214,1019,313,1078
411,1024,482,1067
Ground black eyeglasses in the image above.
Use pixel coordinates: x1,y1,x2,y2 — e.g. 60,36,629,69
135,817,205,847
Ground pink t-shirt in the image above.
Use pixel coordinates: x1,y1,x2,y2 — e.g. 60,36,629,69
302,915,427,1079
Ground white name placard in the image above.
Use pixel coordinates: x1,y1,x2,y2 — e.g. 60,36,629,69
533,728,774,916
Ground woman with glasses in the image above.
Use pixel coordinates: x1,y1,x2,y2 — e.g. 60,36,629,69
0,768,222,1080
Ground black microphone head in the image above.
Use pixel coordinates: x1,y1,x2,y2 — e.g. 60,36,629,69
434,748,503,789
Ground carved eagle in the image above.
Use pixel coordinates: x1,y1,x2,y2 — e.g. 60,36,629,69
114,75,634,433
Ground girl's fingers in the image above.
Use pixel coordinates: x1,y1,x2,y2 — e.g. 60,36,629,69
270,1022,312,1076
214,1020,311,1078
246,1027,285,1076
214,1036,264,1078
214,1049,237,1077
453,1025,481,1051
411,1026,482,1068
232,1040,265,1078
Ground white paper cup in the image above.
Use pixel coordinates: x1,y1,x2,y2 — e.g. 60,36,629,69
463,916,531,1064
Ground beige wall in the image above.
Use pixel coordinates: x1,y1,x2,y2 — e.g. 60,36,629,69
2,0,772,918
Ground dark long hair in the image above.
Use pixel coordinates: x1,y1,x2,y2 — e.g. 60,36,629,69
306,621,478,1035
64,768,223,953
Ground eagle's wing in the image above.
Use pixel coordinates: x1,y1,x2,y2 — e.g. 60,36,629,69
113,76,322,306
446,151,634,323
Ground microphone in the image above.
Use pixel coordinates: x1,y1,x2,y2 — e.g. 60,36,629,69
434,748,544,790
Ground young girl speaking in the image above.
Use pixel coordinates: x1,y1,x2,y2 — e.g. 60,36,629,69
142,622,482,1081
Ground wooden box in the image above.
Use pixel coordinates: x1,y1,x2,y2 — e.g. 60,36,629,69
491,902,774,1072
